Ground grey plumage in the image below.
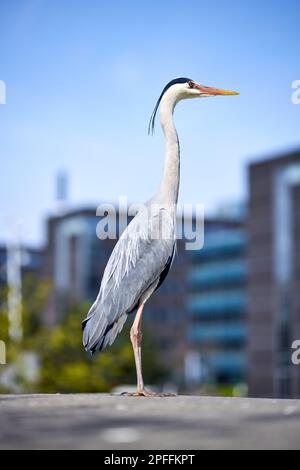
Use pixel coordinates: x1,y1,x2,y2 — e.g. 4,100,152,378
82,199,176,353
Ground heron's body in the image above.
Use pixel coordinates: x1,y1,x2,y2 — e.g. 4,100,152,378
82,77,238,396
82,199,176,353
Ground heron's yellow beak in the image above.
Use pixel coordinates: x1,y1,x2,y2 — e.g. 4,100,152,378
195,84,239,96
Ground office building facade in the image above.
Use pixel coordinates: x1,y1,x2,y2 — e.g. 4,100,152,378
187,220,247,387
248,150,300,398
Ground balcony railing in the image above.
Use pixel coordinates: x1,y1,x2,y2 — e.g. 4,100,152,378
188,323,246,344
188,291,246,314
188,261,247,287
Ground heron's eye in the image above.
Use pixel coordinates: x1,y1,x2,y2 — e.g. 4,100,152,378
188,81,194,88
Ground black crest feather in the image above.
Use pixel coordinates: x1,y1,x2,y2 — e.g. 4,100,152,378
148,77,192,135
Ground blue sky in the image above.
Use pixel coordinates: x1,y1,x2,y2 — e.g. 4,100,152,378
0,0,299,245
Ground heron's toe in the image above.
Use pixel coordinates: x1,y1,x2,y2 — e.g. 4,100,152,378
121,389,176,397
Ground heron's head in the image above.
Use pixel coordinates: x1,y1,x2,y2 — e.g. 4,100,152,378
148,77,239,134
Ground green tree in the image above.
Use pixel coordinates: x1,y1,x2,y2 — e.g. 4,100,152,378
0,275,168,393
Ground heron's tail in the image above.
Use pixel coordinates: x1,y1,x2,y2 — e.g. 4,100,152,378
82,303,128,354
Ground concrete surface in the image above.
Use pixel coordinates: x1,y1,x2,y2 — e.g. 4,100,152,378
0,394,300,449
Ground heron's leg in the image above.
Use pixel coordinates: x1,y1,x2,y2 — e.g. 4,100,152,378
130,303,145,392
123,304,176,397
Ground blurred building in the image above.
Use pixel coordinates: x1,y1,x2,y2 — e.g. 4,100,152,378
248,150,300,398
0,245,43,289
43,208,117,324
186,220,247,387
43,207,247,388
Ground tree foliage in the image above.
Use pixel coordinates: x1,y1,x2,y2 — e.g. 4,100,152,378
0,275,167,393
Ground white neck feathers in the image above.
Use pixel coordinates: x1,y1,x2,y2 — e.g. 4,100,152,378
157,90,180,205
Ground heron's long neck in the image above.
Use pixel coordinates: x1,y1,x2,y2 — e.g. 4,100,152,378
157,95,180,205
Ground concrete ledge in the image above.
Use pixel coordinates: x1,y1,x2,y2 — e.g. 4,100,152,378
0,394,300,449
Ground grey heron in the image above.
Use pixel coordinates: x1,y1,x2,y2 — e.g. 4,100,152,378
82,77,238,396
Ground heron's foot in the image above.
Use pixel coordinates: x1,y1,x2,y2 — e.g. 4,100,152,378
122,389,176,397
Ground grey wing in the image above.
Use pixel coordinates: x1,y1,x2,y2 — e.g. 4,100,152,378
82,206,175,353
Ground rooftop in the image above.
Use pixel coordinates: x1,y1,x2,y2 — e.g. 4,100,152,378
1,394,299,449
